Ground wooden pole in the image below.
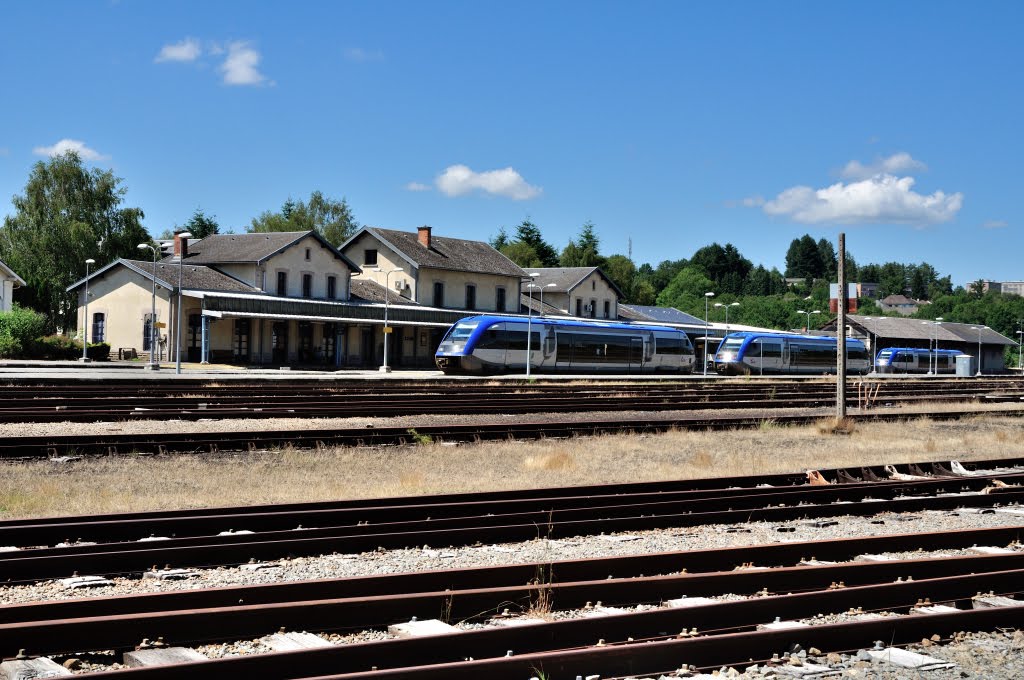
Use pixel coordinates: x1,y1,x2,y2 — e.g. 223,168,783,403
837,232,847,420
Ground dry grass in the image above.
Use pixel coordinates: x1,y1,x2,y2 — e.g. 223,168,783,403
1,414,1024,519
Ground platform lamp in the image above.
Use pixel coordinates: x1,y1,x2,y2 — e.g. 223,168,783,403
371,267,403,373
934,317,944,374
795,309,820,333
137,243,160,370
174,232,192,375
703,292,715,376
81,258,96,361
524,273,541,377
715,301,740,334
1017,328,1024,375
970,326,987,376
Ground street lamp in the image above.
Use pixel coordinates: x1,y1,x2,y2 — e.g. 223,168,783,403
1017,330,1024,375
174,232,192,375
81,258,95,361
703,291,715,376
715,301,740,334
525,273,540,377
921,317,943,375
970,326,987,376
371,267,403,372
795,309,820,332
137,243,160,370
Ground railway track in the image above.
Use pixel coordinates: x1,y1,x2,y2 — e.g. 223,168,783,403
0,377,1021,423
1,456,1021,583
4,405,1024,459
6,528,1024,676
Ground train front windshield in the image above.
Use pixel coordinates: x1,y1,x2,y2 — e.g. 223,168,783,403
716,337,745,360
876,349,894,365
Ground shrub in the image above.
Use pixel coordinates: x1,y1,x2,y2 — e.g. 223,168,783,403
32,334,81,360
87,343,111,362
0,307,47,358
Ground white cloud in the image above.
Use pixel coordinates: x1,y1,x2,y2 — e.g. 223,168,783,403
741,195,765,207
344,47,384,62
761,174,962,226
435,164,541,200
982,220,1008,229
405,181,431,192
840,152,927,180
155,37,201,63
32,139,109,161
220,42,268,86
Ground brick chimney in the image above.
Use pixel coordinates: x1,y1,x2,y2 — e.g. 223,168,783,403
173,231,189,259
417,225,432,249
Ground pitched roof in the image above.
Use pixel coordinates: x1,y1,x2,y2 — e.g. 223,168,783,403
67,258,261,294
879,294,920,305
519,293,564,315
0,258,26,286
179,231,359,270
845,314,1017,346
347,227,526,278
350,278,419,305
620,305,705,325
521,267,626,299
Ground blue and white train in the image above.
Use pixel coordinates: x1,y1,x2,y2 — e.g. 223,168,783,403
713,332,871,375
435,315,696,374
874,347,963,374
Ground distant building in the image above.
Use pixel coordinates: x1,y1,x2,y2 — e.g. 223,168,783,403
876,294,926,316
0,259,26,313
982,281,1024,297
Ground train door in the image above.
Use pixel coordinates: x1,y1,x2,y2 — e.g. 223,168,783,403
474,324,506,370
628,337,644,372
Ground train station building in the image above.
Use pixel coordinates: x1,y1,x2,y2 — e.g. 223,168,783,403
67,231,467,369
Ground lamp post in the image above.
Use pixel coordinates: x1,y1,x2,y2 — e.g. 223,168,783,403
795,309,820,333
703,291,715,376
970,325,987,376
1017,327,1023,375
715,301,740,334
934,317,943,375
524,273,541,377
137,243,160,370
371,267,403,372
174,232,192,375
81,258,95,361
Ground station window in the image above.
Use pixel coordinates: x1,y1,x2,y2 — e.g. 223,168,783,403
305,248,311,261
327,275,337,300
277,272,287,296
465,284,477,311
364,249,378,266
302,273,313,298
603,300,610,318
433,281,445,307
575,298,582,317
495,287,506,312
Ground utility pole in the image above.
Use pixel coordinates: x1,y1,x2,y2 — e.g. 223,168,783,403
836,232,847,420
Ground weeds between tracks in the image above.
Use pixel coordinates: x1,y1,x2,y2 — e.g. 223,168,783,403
1,414,1023,519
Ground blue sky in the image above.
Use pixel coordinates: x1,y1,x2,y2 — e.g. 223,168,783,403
1,1,1021,286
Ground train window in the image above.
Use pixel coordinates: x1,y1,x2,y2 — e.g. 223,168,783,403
571,334,631,363
449,323,478,341
719,338,745,353
476,328,505,350
848,347,868,361
506,330,541,351
656,336,686,355
758,342,782,358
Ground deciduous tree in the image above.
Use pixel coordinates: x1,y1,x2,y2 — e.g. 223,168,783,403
249,191,359,245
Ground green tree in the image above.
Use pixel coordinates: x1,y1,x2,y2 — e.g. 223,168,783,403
602,254,636,301
0,152,149,332
510,219,559,266
560,221,604,268
489,227,510,251
656,266,715,309
784,235,825,279
178,208,220,239
500,241,543,268
249,191,359,245
690,242,751,295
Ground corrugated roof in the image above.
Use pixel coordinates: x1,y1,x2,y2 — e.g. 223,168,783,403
356,227,526,278
845,314,1017,346
620,305,705,325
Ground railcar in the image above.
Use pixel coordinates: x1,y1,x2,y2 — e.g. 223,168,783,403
874,347,963,374
435,315,695,374
713,331,871,375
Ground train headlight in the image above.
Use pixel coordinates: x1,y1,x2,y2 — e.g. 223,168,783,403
718,352,735,362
